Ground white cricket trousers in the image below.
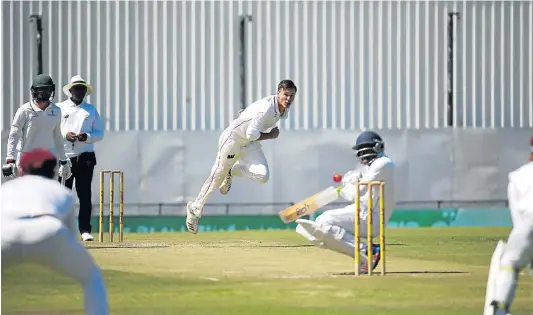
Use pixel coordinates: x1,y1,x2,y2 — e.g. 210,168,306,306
491,201,533,306
2,216,109,315
193,129,270,209
296,203,386,259
316,203,383,238
502,204,533,269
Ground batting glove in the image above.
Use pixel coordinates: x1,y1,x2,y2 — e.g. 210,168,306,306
342,170,363,184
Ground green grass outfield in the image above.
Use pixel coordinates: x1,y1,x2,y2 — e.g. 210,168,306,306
2,227,532,314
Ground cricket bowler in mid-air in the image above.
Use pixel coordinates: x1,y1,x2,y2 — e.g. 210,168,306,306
295,131,396,273
483,136,533,315
2,74,72,181
186,79,297,234
1,148,109,315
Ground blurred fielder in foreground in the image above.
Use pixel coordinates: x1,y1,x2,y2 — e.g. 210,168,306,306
483,137,533,315
2,74,71,181
1,148,109,315
186,80,297,234
295,131,396,273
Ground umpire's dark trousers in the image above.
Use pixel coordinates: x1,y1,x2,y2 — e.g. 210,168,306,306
58,152,97,234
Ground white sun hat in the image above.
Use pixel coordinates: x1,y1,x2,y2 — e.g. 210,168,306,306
62,74,94,97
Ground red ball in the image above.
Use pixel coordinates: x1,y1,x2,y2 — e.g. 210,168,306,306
333,173,342,182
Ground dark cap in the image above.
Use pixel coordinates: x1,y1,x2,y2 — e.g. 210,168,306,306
19,148,56,171
32,74,55,87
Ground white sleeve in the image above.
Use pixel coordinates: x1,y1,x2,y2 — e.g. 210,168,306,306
56,104,68,139
54,117,68,161
85,109,104,144
342,169,363,184
245,111,269,141
507,179,517,222
507,168,533,224
6,108,26,160
339,159,388,202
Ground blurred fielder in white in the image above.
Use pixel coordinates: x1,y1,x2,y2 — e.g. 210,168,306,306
1,148,109,315
2,74,71,181
483,137,533,315
295,131,396,274
186,80,297,234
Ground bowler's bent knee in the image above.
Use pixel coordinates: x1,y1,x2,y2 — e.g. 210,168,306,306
251,165,269,184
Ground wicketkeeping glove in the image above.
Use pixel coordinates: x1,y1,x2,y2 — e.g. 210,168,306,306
2,159,16,178
59,160,73,180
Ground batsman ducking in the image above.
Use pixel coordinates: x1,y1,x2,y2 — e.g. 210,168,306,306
280,131,396,276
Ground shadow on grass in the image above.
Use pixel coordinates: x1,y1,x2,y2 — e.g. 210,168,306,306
202,243,407,248
331,270,469,276
86,243,171,249
205,244,316,248
84,242,407,250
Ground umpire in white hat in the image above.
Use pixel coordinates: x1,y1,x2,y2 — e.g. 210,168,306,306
56,75,104,242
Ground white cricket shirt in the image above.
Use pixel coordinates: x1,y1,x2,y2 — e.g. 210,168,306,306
507,161,533,218
228,95,290,142
340,153,397,221
1,175,75,223
6,101,67,161
56,99,104,158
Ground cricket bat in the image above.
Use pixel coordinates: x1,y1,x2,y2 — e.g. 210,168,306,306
278,185,343,223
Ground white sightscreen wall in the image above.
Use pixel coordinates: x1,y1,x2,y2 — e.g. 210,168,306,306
2,0,533,131
1,129,529,215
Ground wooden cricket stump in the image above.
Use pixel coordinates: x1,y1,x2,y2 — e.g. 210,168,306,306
99,170,124,242
354,181,386,276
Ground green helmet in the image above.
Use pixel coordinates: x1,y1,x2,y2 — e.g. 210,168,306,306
31,74,56,101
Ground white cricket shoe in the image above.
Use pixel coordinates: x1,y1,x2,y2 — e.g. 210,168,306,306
186,201,201,234
81,233,94,241
219,171,233,195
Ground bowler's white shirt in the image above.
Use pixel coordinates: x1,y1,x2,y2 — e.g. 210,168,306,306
6,101,67,161
56,99,104,158
228,95,290,142
340,154,396,220
507,161,533,219
1,175,75,224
